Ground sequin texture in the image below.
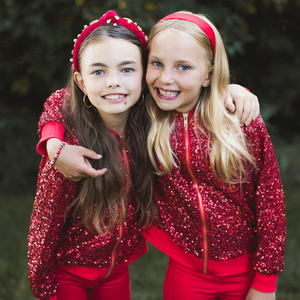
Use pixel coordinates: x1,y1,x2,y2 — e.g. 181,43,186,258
28,89,144,299
153,108,286,275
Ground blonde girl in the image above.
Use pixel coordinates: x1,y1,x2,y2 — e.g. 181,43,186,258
142,11,285,300
28,11,156,300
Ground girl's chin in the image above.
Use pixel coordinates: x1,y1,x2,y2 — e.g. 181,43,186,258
155,100,177,112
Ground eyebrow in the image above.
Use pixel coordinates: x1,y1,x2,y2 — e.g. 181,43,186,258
148,55,192,65
89,61,137,68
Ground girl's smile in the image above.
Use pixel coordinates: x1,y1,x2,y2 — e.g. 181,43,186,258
102,93,128,102
155,87,180,100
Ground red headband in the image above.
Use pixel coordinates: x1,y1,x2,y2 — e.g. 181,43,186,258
159,12,216,55
71,10,147,72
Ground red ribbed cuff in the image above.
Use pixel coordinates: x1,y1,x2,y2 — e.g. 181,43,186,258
36,122,65,156
251,272,278,292
37,295,57,300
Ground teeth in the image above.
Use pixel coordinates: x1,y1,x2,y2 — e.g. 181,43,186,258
104,94,125,100
158,89,179,97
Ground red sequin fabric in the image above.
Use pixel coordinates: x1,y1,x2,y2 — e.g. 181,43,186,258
28,89,143,299
153,109,286,275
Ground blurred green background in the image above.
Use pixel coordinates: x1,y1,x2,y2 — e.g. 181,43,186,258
0,0,299,299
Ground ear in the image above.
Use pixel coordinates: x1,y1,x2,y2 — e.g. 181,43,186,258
74,72,86,94
202,68,213,87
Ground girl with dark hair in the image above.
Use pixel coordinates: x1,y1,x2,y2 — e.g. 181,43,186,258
28,11,156,300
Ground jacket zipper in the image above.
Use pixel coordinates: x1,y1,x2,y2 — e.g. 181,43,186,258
104,134,128,278
121,134,129,173
183,112,208,273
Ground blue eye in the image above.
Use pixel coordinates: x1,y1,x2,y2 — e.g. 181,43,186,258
122,68,133,73
178,65,190,71
93,70,104,75
152,61,163,67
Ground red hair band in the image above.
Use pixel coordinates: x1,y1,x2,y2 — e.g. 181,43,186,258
71,10,147,72
159,12,216,55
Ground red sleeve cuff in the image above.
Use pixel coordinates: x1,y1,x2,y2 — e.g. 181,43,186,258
36,122,65,156
38,296,57,300
251,272,278,293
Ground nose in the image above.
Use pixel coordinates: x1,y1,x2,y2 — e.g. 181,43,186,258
160,68,175,85
106,71,121,88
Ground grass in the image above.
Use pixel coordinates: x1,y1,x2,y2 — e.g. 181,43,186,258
0,181,299,300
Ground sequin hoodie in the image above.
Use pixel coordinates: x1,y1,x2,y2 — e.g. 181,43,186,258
142,107,286,292
28,89,147,300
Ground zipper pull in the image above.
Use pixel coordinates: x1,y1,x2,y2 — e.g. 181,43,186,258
120,134,125,150
183,113,188,128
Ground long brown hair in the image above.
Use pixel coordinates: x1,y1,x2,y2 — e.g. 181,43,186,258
65,25,156,234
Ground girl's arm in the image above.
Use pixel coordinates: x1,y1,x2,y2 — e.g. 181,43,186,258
39,85,260,181
28,158,78,299
37,89,106,181
244,115,286,294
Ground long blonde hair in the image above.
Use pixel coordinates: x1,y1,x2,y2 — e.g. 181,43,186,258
147,12,255,185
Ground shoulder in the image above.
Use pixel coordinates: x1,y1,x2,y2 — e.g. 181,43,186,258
45,88,69,105
242,114,269,141
241,114,277,163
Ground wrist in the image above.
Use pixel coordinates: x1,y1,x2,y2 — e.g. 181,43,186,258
46,138,63,160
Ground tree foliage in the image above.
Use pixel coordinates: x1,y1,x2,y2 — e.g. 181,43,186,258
0,0,299,192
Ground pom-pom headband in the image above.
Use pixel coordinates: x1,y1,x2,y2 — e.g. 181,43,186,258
71,10,147,72
159,12,216,55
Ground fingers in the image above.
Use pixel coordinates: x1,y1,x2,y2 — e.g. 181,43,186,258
65,157,107,181
79,146,102,160
63,166,108,181
83,166,108,179
224,92,236,113
238,98,251,125
234,95,246,122
243,96,259,126
253,95,260,120
82,157,107,178
237,95,260,126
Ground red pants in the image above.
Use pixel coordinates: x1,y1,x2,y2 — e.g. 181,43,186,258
164,258,255,300
52,264,130,300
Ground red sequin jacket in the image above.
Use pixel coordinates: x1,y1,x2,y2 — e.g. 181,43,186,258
28,89,147,300
37,90,286,293
142,108,286,292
